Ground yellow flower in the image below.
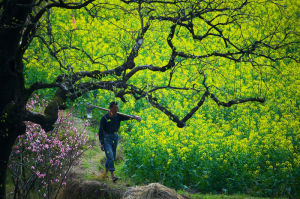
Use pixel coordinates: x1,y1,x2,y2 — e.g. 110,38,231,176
167,159,172,165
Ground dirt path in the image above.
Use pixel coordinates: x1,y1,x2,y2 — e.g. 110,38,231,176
60,116,187,199
58,140,127,199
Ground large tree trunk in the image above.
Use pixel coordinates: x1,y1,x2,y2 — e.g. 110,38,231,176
0,1,32,197
0,124,25,199
0,65,26,198
0,52,26,199
0,138,12,199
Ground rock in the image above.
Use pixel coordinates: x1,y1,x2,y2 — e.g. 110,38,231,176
122,183,185,199
58,180,125,199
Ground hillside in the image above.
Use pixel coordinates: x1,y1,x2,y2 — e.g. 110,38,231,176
58,115,284,199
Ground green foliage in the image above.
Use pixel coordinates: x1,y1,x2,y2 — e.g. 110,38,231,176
121,60,299,197
23,0,299,198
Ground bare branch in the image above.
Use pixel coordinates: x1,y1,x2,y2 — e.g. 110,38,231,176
23,110,54,131
20,0,96,54
209,94,265,107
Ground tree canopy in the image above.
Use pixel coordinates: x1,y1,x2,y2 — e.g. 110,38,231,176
0,0,299,198
20,0,298,128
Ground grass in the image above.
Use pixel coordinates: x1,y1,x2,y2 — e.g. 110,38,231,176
72,115,279,199
77,142,276,199
177,191,277,199
6,112,281,199
5,112,290,198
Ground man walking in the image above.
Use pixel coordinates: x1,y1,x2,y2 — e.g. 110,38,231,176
99,101,140,182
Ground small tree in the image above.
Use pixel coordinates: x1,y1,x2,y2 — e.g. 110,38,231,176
8,96,90,199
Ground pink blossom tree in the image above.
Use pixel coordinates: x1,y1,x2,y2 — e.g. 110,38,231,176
8,96,90,199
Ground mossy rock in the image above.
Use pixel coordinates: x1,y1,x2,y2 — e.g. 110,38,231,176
58,180,125,199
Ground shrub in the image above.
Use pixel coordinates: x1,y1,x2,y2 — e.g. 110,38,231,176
8,95,90,199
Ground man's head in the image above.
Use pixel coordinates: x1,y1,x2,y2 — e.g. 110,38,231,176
109,101,118,116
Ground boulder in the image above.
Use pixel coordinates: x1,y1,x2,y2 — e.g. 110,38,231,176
58,180,125,199
122,183,185,199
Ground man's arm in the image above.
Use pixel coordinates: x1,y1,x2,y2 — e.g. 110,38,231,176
119,114,131,121
119,114,141,122
98,117,105,147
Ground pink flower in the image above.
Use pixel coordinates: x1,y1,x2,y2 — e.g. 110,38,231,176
10,96,90,198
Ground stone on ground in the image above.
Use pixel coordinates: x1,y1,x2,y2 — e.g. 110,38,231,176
122,183,185,199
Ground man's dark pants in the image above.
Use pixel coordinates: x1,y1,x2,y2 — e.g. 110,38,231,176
103,133,119,171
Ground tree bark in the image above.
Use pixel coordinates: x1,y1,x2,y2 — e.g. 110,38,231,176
0,123,25,199
0,0,34,197
0,54,27,199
